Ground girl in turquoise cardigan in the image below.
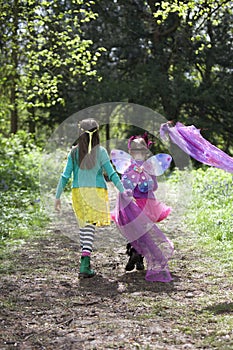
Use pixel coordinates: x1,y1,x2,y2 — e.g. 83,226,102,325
55,118,124,277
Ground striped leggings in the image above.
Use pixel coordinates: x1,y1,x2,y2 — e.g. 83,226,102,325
79,224,95,256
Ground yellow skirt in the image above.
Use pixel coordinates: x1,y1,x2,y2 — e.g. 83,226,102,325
72,187,111,228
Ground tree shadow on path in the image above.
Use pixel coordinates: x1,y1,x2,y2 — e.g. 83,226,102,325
201,301,233,315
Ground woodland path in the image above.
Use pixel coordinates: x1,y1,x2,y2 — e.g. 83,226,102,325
0,184,233,350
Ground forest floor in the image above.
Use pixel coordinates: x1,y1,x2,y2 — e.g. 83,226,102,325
1,184,233,350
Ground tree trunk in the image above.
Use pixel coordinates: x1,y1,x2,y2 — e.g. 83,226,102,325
10,83,18,134
10,0,19,134
106,123,110,154
28,107,36,134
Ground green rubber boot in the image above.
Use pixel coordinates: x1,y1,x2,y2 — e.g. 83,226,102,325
79,256,96,278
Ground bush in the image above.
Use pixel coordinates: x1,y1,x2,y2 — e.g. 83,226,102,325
0,132,49,243
0,131,41,192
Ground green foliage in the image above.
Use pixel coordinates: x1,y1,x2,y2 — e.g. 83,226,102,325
168,167,233,241
75,0,233,153
0,132,40,191
40,148,72,196
0,0,103,134
1,0,233,154
0,132,48,244
0,190,47,243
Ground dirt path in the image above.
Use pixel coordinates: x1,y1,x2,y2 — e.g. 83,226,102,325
1,185,233,350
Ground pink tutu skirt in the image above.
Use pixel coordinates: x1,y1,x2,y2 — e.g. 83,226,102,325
135,198,171,222
113,193,174,282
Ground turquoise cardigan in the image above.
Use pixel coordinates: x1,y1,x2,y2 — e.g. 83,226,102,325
56,146,124,199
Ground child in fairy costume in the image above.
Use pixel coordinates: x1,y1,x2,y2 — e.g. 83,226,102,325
111,133,171,272
55,118,125,278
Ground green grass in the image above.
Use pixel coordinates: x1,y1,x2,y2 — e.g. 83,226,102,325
168,167,233,243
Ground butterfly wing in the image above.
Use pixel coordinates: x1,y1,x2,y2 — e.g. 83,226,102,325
143,153,172,176
110,149,133,174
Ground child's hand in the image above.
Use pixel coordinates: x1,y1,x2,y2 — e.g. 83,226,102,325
124,189,133,197
55,199,61,211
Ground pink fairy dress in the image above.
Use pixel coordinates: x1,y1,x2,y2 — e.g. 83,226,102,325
122,159,171,223
111,148,174,282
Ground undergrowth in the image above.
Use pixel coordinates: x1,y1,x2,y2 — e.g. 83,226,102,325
0,132,49,248
167,167,233,267
168,167,233,242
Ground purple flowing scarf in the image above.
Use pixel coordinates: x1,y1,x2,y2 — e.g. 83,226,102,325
114,193,174,282
160,122,233,173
